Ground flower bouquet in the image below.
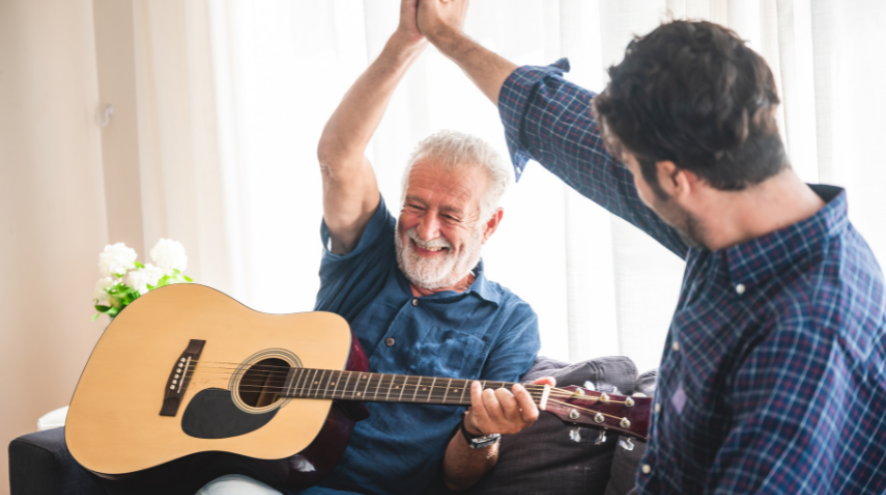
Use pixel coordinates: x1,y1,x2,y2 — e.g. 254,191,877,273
93,239,193,320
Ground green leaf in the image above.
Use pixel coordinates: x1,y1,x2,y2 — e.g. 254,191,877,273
134,261,145,269
184,275,193,282
92,313,101,321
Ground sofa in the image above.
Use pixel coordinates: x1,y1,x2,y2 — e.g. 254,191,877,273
9,356,654,495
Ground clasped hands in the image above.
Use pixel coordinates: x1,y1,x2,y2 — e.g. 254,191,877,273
396,0,469,47
463,377,556,437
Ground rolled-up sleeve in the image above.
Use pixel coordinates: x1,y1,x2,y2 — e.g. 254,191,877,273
499,59,688,258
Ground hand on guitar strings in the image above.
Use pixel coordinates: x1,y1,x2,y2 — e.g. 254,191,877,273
463,377,557,436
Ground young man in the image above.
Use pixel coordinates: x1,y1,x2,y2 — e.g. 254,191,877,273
199,2,549,494
417,1,886,493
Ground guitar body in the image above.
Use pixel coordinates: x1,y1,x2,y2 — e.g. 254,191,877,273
66,284,370,494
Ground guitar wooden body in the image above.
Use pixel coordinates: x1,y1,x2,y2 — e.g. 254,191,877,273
66,284,370,494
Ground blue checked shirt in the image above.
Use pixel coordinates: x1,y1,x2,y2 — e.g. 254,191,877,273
499,59,886,494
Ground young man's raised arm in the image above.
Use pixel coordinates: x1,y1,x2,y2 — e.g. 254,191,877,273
417,0,688,257
318,0,426,255
417,0,515,105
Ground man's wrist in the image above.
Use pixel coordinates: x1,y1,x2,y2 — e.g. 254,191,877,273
387,31,427,57
462,415,483,437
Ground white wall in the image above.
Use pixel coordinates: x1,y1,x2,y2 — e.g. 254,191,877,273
0,0,107,492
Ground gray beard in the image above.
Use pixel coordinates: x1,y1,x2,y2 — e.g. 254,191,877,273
394,221,483,290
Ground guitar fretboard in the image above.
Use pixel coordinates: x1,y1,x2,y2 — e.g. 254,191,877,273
279,368,516,406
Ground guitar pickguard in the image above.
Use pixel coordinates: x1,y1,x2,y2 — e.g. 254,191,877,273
181,388,278,439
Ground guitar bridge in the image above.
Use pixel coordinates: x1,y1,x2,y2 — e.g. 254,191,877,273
159,339,205,417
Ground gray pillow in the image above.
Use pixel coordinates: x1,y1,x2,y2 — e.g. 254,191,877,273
462,356,639,495
603,369,657,495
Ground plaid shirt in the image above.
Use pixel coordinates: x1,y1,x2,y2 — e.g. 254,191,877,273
499,59,886,494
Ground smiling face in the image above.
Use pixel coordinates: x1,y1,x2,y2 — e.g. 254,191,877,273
395,158,494,291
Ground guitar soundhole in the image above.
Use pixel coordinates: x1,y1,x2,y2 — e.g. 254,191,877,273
238,358,291,408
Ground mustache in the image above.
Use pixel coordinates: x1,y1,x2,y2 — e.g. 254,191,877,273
405,228,453,250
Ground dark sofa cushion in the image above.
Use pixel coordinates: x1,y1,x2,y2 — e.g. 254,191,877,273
8,427,107,495
462,356,638,495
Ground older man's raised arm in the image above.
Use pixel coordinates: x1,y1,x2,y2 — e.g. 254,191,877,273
317,0,426,255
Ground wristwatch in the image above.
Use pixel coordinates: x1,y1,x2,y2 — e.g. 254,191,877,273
460,416,501,449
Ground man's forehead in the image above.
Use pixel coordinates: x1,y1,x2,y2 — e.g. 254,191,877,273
406,161,486,202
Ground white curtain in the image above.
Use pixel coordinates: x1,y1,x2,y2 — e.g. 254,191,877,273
133,0,886,373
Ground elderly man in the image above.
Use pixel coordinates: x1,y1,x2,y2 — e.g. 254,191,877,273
198,2,545,495
417,1,886,494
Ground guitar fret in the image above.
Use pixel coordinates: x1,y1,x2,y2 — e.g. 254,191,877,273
282,369,296,398
340,371,353,399
459,379,469,404
314,370,328,398
384,374,395,401
290,368,305,397
397,375,408,401
330,370,343,399
442,378,453,404
358,372,371,399
412,377,422,401
427,377,437,402
306,369,319,397
372,374,382,401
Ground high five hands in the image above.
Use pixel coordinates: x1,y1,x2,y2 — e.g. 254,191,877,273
415,0,469,44
397,0,468,44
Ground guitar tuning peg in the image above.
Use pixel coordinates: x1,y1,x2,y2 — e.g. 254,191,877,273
594,429,607,445
619,437,635,451
569,426,582,443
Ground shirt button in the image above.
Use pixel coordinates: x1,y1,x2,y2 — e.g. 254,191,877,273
385,337,395,347
735,283,746,295
654,402,661,413
642,464,652,474
411,298,419,306
672,341,680,352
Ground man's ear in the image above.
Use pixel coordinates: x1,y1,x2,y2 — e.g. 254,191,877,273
656,160,697,202
481,209,503,244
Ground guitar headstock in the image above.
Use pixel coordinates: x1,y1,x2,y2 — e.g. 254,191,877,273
541,386,650,442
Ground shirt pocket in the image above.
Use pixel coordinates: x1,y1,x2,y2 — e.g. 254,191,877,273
408,328,488,380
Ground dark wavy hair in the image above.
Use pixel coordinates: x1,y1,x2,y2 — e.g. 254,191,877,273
592,20,788,195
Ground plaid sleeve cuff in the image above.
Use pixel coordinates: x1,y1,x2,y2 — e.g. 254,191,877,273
498,58,571,182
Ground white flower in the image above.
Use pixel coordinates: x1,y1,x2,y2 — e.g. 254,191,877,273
150,239,188,275
93,277,116,304
98,243,138,277
126,264,165,295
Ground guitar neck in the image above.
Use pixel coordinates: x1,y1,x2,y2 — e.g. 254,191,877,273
279,368,517,406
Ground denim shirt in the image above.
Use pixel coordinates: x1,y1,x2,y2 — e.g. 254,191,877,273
301,196,540,495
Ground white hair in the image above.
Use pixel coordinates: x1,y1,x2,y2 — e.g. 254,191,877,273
400,130,510,221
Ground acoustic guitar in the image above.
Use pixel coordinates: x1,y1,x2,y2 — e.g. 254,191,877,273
66,284,650,494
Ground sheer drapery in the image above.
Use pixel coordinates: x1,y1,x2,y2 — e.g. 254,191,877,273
133,0,886,372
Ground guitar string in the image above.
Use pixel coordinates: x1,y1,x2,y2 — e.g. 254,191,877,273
187,382,639,431
179,362,632,403
183,367,605,401
192,378,604,403
182,364,578,397
188,372,577,398
229,385,626,409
